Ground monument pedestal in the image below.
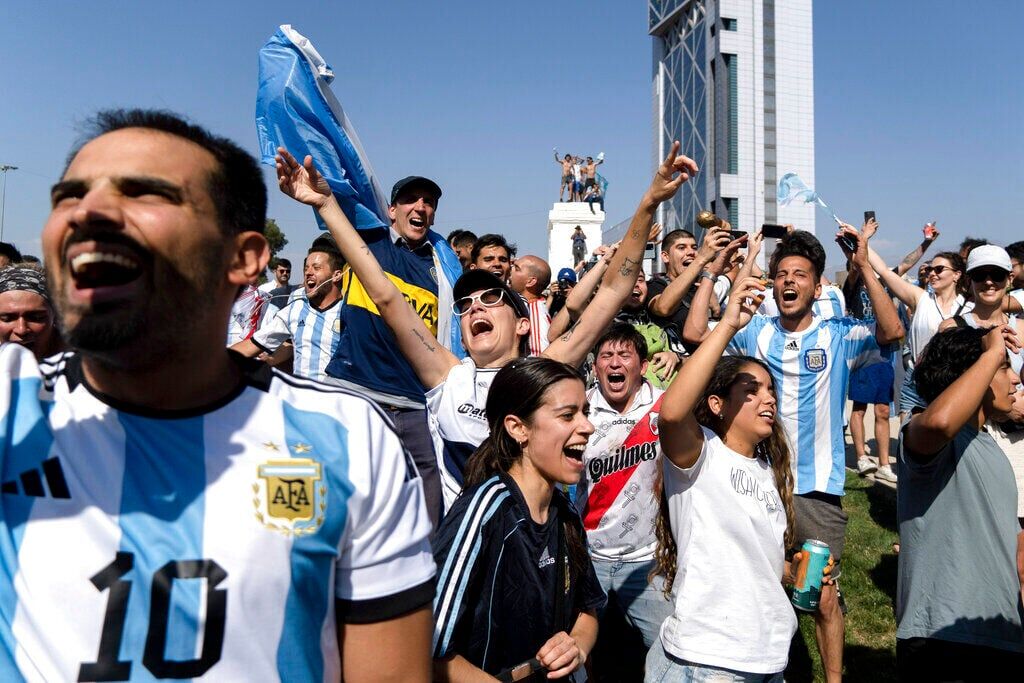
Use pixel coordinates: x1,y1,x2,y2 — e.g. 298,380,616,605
547,202,605,276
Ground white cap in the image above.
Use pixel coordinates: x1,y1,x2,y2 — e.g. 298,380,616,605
966,244,1012,272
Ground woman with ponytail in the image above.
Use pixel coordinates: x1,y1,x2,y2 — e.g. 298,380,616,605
647,275,811,681
431,357,605,681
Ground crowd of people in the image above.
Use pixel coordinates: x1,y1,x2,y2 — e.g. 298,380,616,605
1,108,1022,682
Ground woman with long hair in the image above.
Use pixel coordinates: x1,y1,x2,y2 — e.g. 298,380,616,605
647,276,807,681
431,357,605,681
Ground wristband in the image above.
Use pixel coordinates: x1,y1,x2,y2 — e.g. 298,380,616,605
700,270,716,283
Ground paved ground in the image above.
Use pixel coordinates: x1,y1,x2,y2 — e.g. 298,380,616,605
843,400,899,494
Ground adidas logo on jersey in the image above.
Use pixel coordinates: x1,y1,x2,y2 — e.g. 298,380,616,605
785,339,799,351
1,457,70,499
537,547,555,569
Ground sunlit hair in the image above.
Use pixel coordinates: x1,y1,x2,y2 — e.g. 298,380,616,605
651,356,795,596
929,251,968,296
464,356,589,579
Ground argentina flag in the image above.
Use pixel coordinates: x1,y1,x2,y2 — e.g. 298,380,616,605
255,25,465,357
777,172,840,224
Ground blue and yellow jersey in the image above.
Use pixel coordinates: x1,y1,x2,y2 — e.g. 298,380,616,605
327,228,440,404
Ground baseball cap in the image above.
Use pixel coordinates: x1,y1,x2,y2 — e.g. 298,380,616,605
966,244,1012,273
390,176,442,206
557,268,577,284
453,269,529,319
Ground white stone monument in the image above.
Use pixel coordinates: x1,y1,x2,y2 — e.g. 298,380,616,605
547,202,605,276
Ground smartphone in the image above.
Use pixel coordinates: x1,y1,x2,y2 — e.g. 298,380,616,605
761,223,787,239
728,230,748,240
864,210,876,223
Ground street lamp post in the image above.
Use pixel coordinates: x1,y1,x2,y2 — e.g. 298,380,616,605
0,165,19,243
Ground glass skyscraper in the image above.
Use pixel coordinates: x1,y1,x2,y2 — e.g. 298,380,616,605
649,0,816,238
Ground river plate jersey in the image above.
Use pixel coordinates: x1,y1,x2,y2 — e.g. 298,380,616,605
0,346,435,682
576,383,664,562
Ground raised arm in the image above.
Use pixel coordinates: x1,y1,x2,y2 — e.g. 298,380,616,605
547,244,618,343
661,276,765,468
894,226,939,276
905,325,1018,460
683,231,761,345
544,141,698,367
648,225,731,318
863,223,925,308
276,149,459,389
838,221,905,345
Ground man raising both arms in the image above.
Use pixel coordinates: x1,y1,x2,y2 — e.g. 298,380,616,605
0,110,435,681
274,141,697,510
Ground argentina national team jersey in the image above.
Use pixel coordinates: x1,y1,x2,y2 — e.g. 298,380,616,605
425,358,498,511
727,315,881,496
0,345,434,682
252,297,343,382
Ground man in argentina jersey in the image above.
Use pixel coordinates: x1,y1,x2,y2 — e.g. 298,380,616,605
0,109,434,682
689,227,904,683
574,324,673,676
232,242,345,382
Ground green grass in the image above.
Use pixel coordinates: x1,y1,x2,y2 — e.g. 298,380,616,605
785,472,900,682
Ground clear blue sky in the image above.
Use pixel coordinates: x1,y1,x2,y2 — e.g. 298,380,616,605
2,1,1021,274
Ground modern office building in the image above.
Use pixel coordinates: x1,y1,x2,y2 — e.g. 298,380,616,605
647,0,816,238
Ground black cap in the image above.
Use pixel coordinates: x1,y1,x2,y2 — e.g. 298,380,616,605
390,176,442,206
453,269,529,319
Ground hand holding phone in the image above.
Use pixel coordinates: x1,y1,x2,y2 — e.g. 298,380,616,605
761,224,787,239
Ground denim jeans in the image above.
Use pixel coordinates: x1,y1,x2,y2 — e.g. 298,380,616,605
592,557,673,649
645,643,784,682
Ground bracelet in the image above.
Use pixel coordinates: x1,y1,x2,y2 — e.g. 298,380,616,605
700,270,716,283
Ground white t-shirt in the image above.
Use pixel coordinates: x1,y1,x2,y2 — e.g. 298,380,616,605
659,426,796,674
576,382,663,562
426,358,500,510
907,291,971,363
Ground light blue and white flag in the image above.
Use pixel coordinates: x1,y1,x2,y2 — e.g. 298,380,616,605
255,25,465,357
777,172,840,224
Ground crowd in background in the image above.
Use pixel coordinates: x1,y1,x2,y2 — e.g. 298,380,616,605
2,109,1023,682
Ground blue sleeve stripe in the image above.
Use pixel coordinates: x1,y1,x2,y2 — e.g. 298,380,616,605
432,478,506,656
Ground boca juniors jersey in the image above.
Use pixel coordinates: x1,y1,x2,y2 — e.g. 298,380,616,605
576,383,664,562
0,345,435,682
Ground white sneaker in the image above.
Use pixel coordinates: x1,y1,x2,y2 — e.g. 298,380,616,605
876,465,898,483
857,456,877,476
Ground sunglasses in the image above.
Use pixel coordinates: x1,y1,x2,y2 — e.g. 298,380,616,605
923,265,953,276
968,268,1009,284
453,288,506,316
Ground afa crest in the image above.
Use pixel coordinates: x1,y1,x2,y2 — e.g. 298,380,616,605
253,456,326,536
804,348,828,373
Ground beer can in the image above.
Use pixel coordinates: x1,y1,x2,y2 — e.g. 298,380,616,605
791,539,831,611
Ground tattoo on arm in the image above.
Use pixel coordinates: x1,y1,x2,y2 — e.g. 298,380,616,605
619,257,640,277
560,325,575,343
411,328,436,353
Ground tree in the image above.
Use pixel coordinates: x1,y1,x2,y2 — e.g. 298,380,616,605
264,218,288,268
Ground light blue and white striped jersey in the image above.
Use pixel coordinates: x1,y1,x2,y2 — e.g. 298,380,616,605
0,345,434,682
759,284,846,320
727,315,881,496
252,298,343,382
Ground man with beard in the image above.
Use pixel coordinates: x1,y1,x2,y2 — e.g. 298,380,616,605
575,323,673,680
646,226,732,354
232,241,345,382
0,110,434,681
0,265,63,360
684,227,904,683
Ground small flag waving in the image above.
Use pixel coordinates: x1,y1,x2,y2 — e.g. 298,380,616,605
777,173,840,224
255,25,465,357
